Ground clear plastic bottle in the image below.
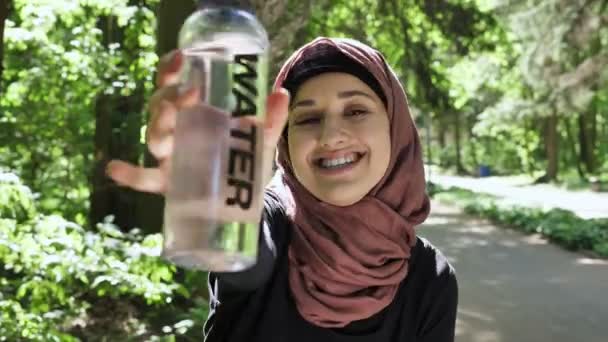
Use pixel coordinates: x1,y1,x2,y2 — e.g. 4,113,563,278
162,0,269,272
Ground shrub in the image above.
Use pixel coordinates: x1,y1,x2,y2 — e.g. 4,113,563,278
0,172,209,341
429,182,608,257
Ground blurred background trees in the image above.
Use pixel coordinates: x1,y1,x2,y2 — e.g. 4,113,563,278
2,0,606,234
0,0,606,340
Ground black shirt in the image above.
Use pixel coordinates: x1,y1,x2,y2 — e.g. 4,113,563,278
204,191,458,342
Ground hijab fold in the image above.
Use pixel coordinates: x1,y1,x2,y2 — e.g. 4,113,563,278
269,37,430,328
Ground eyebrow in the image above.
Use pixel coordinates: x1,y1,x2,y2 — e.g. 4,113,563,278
291,90,375,109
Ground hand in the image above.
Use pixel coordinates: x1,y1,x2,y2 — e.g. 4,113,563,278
106,50,290,194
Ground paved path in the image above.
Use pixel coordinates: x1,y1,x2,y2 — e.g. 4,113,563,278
427,172,608,219
420,201,608,342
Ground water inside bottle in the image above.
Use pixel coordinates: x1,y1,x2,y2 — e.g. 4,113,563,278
162,42,267,272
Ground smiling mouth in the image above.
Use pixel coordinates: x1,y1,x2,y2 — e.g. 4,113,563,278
314,152,366,170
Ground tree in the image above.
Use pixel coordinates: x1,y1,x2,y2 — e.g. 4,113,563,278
90,1,159,231
485,0,608,182
2,1,159,225
253,0,331,76
303,0,500,174
0,0,11,93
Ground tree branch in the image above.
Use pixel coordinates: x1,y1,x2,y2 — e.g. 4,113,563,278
557,52,608,90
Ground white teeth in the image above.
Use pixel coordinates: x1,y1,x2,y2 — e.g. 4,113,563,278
320,154,358,168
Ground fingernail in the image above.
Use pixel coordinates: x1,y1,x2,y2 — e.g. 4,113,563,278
171,50,184,70
105,162,113,177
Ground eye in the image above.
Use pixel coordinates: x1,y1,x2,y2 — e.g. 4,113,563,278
346,108,369,118
294,114,322,126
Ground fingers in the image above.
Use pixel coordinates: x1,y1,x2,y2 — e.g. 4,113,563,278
156,50,184,88
147,86,199,160
148,82,199,116
106,160,169,194
147,104,175,160
263,88,290,148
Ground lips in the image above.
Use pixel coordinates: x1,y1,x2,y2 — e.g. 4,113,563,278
313,152,366,170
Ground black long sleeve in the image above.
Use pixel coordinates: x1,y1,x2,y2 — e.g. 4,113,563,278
417,263,458,341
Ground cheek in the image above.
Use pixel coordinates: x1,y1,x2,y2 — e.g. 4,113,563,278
364,121,391,169
287,131,315,171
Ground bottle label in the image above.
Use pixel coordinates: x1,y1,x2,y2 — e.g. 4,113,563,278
226,54,260,211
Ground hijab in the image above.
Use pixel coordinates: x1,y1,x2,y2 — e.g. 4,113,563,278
270,37,430,328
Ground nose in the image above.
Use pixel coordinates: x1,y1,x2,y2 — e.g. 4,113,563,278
318,118,347,149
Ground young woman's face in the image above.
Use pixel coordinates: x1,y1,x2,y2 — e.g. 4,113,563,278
287,72,391,206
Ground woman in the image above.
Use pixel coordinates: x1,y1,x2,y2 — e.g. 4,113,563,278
108,37,458,341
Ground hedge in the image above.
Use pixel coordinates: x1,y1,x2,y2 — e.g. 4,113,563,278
428,182,608,257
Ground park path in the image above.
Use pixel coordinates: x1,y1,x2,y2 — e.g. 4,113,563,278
428,172,608,219
420,200,608,342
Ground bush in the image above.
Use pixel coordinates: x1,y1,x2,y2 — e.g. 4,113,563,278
0,172,209,341
0,172,36,222
429,182,608,257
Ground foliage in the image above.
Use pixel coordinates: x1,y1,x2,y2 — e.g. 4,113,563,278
0,171,35,221
304,0,501,113
431,182,608,257
297,0,607,182
0,172,209,341
1,0,607,339
1,0,159,225
454,0,608,180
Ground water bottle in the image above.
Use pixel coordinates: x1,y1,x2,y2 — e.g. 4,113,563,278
161,0,269,272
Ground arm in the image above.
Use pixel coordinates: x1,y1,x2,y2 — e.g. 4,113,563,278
417,267,459,342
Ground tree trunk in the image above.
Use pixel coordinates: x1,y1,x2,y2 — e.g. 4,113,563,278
436,117,447,168
538,111,559,183
578,110,596,175
90,12,147,231
90,15,120,228
437,116,446,149
565,115,585,179
90,95,143,230
467,116,478,173
0,0,11,94
454,111,466,174
90,94,113,227
425,111,433,167
155,0,195,58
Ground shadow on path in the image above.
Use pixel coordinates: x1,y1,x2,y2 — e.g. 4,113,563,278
420,201,608,342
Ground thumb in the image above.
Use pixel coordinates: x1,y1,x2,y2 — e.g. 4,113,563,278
261,88,289,184
263,88,290,149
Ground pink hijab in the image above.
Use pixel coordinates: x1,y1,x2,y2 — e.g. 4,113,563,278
270,37,430,328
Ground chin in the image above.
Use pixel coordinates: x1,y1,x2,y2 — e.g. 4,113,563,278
315,191,364,207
